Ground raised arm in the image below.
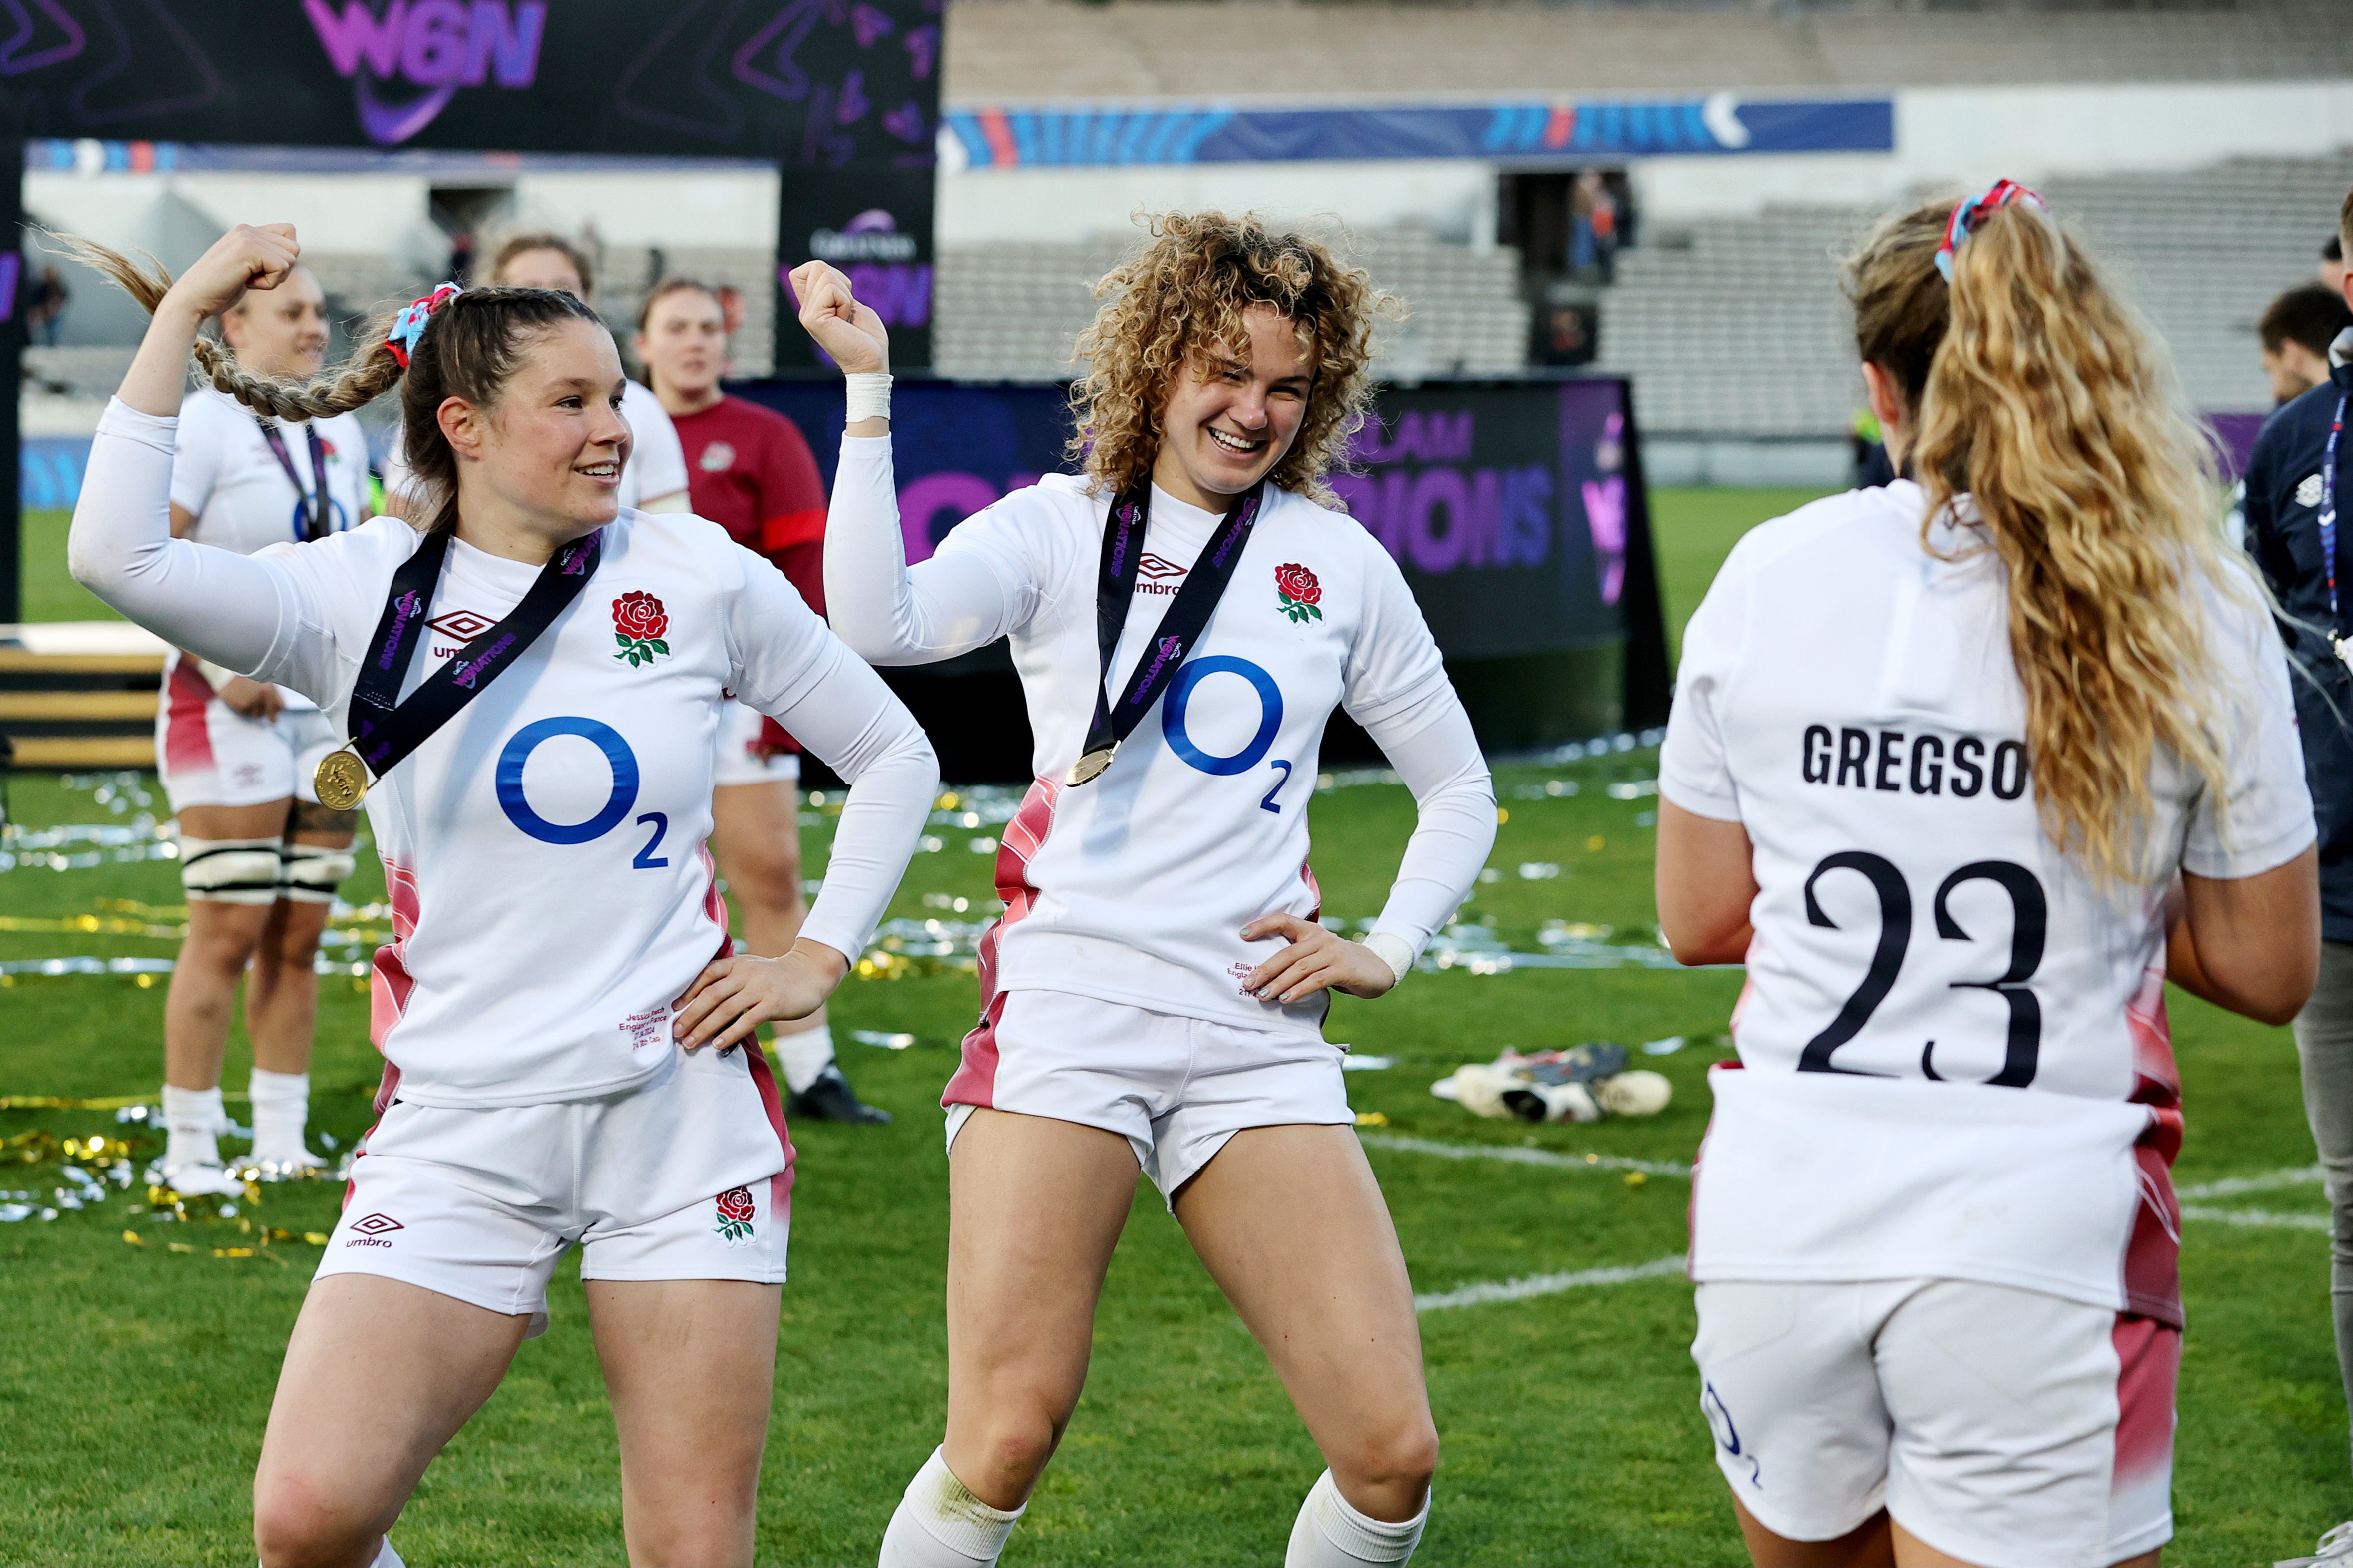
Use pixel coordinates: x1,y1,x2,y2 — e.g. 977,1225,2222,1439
70,402,297,676
67,227,321,675
791,259,1028,665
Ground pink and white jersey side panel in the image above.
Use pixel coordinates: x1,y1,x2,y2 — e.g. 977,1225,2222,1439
945,776,1061,1110
2120,964,2184,1327
368,853,422,1114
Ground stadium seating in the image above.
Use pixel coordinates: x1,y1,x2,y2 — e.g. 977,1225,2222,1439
1597,149,2353,436
933,227,1530,382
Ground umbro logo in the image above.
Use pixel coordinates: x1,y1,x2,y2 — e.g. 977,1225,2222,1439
2298,473,2326,509
345,1212,404,1248
1138,553,1187,580
428,609,497,642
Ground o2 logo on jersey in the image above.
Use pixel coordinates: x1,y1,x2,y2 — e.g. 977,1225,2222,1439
1161,655,1296,813
495,716,670,867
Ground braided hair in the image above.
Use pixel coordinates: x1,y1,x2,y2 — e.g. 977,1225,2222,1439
63,233,604,534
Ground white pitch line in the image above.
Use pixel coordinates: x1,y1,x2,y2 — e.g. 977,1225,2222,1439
2179,1205,2331,1233
2175,1166,2325,1201
1416,1255,1687,1313
1359,1131,1692,1178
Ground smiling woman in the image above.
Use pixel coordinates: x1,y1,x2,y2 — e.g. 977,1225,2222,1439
797,212,1499,1568
58,221,938,1567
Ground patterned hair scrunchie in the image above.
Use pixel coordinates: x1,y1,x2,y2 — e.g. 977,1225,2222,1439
385,282,464,368
1934,179,2046,282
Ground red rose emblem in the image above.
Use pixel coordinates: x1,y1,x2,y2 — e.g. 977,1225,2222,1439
613,591,668,641
1274,562,1323,623
612,591,672,668
715,1186,755,1225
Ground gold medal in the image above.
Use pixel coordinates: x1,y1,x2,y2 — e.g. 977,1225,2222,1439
1064,745,1117,787
313,747,371,812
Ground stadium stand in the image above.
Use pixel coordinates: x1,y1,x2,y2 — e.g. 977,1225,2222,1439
933,227,1529,382
943,0,2353,103
1596,149,2353,438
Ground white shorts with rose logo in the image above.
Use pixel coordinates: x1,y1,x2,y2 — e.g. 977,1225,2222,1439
318,1043,792,1335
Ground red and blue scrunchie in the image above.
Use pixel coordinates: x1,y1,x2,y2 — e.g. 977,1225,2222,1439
1935,179,2046,282
384,282,463,368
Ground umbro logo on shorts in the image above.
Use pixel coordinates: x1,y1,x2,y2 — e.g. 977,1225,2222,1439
345,1212,404,1248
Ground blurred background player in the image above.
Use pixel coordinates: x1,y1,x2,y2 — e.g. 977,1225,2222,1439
381,233,690,518
2259,283,2353,408
156,261,370,1195
2242,187,2353,1568
637,276,888,1124
1659,184,2319,1568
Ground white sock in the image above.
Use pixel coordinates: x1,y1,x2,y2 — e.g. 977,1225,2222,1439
877,1446,1024,1567
369,1535,404,1567
776,1023,837,1095
1285,1470,1429,1567
161,1084,225,1170
247,1068,313,1162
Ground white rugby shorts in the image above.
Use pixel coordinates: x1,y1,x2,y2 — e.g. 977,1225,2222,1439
319,1044,793,1334
713,696,800,788
942,987,1355,1202
156,664,341,812
1692,1277,2178,1566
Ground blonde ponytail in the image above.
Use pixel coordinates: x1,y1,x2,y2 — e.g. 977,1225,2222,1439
1852,197,2247,884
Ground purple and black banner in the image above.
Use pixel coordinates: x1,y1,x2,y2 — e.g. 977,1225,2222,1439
0,1,941,373
739,375,1665,771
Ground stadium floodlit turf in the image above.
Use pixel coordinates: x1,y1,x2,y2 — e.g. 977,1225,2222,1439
1,492,2346,1565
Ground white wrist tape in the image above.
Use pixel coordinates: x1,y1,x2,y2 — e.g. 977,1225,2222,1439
843,372,893,423
1362,931,1416,988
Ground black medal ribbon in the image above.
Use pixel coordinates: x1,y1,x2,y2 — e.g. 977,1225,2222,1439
343,528,604,784
256,417,334,542
1068,475,1267,786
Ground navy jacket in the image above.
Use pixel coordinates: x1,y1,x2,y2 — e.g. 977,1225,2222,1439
2243,337,2353,941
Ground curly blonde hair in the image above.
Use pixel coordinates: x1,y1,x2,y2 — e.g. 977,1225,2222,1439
1068,211,1400,507
1846,196,2253,884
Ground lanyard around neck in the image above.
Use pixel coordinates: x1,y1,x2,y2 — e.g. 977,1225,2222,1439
256,418,333,542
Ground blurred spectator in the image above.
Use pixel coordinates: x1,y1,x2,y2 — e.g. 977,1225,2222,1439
1569,171,1619,280
2326,234,2346,294
26,264,68,346
1850,405,1894,489
2242,185,2353,1568
2260,283,2353,406
445,229,475,285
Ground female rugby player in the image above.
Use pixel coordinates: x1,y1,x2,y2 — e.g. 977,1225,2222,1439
155,261,370,1192
798,213,1497,1567
638,276,887,1123
1658,184,2321,1568
69,221,936,1568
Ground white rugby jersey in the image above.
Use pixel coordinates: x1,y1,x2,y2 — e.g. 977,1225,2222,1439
170,389,372,710
76,400,936,1110
1664,480,2314,1324
382,379,688,512
827,436,1493,1040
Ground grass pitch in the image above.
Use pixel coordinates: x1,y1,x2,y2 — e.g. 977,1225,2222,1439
1,493,2346,1565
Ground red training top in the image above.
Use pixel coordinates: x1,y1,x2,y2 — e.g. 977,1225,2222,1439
669,394,828,616
668,393,829,754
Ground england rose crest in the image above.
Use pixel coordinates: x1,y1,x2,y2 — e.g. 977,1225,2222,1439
612,591,670,667
714,1185,756,1246
1275,562,1322,623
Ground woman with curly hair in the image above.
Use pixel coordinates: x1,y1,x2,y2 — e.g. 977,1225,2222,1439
794,211,1495,1567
